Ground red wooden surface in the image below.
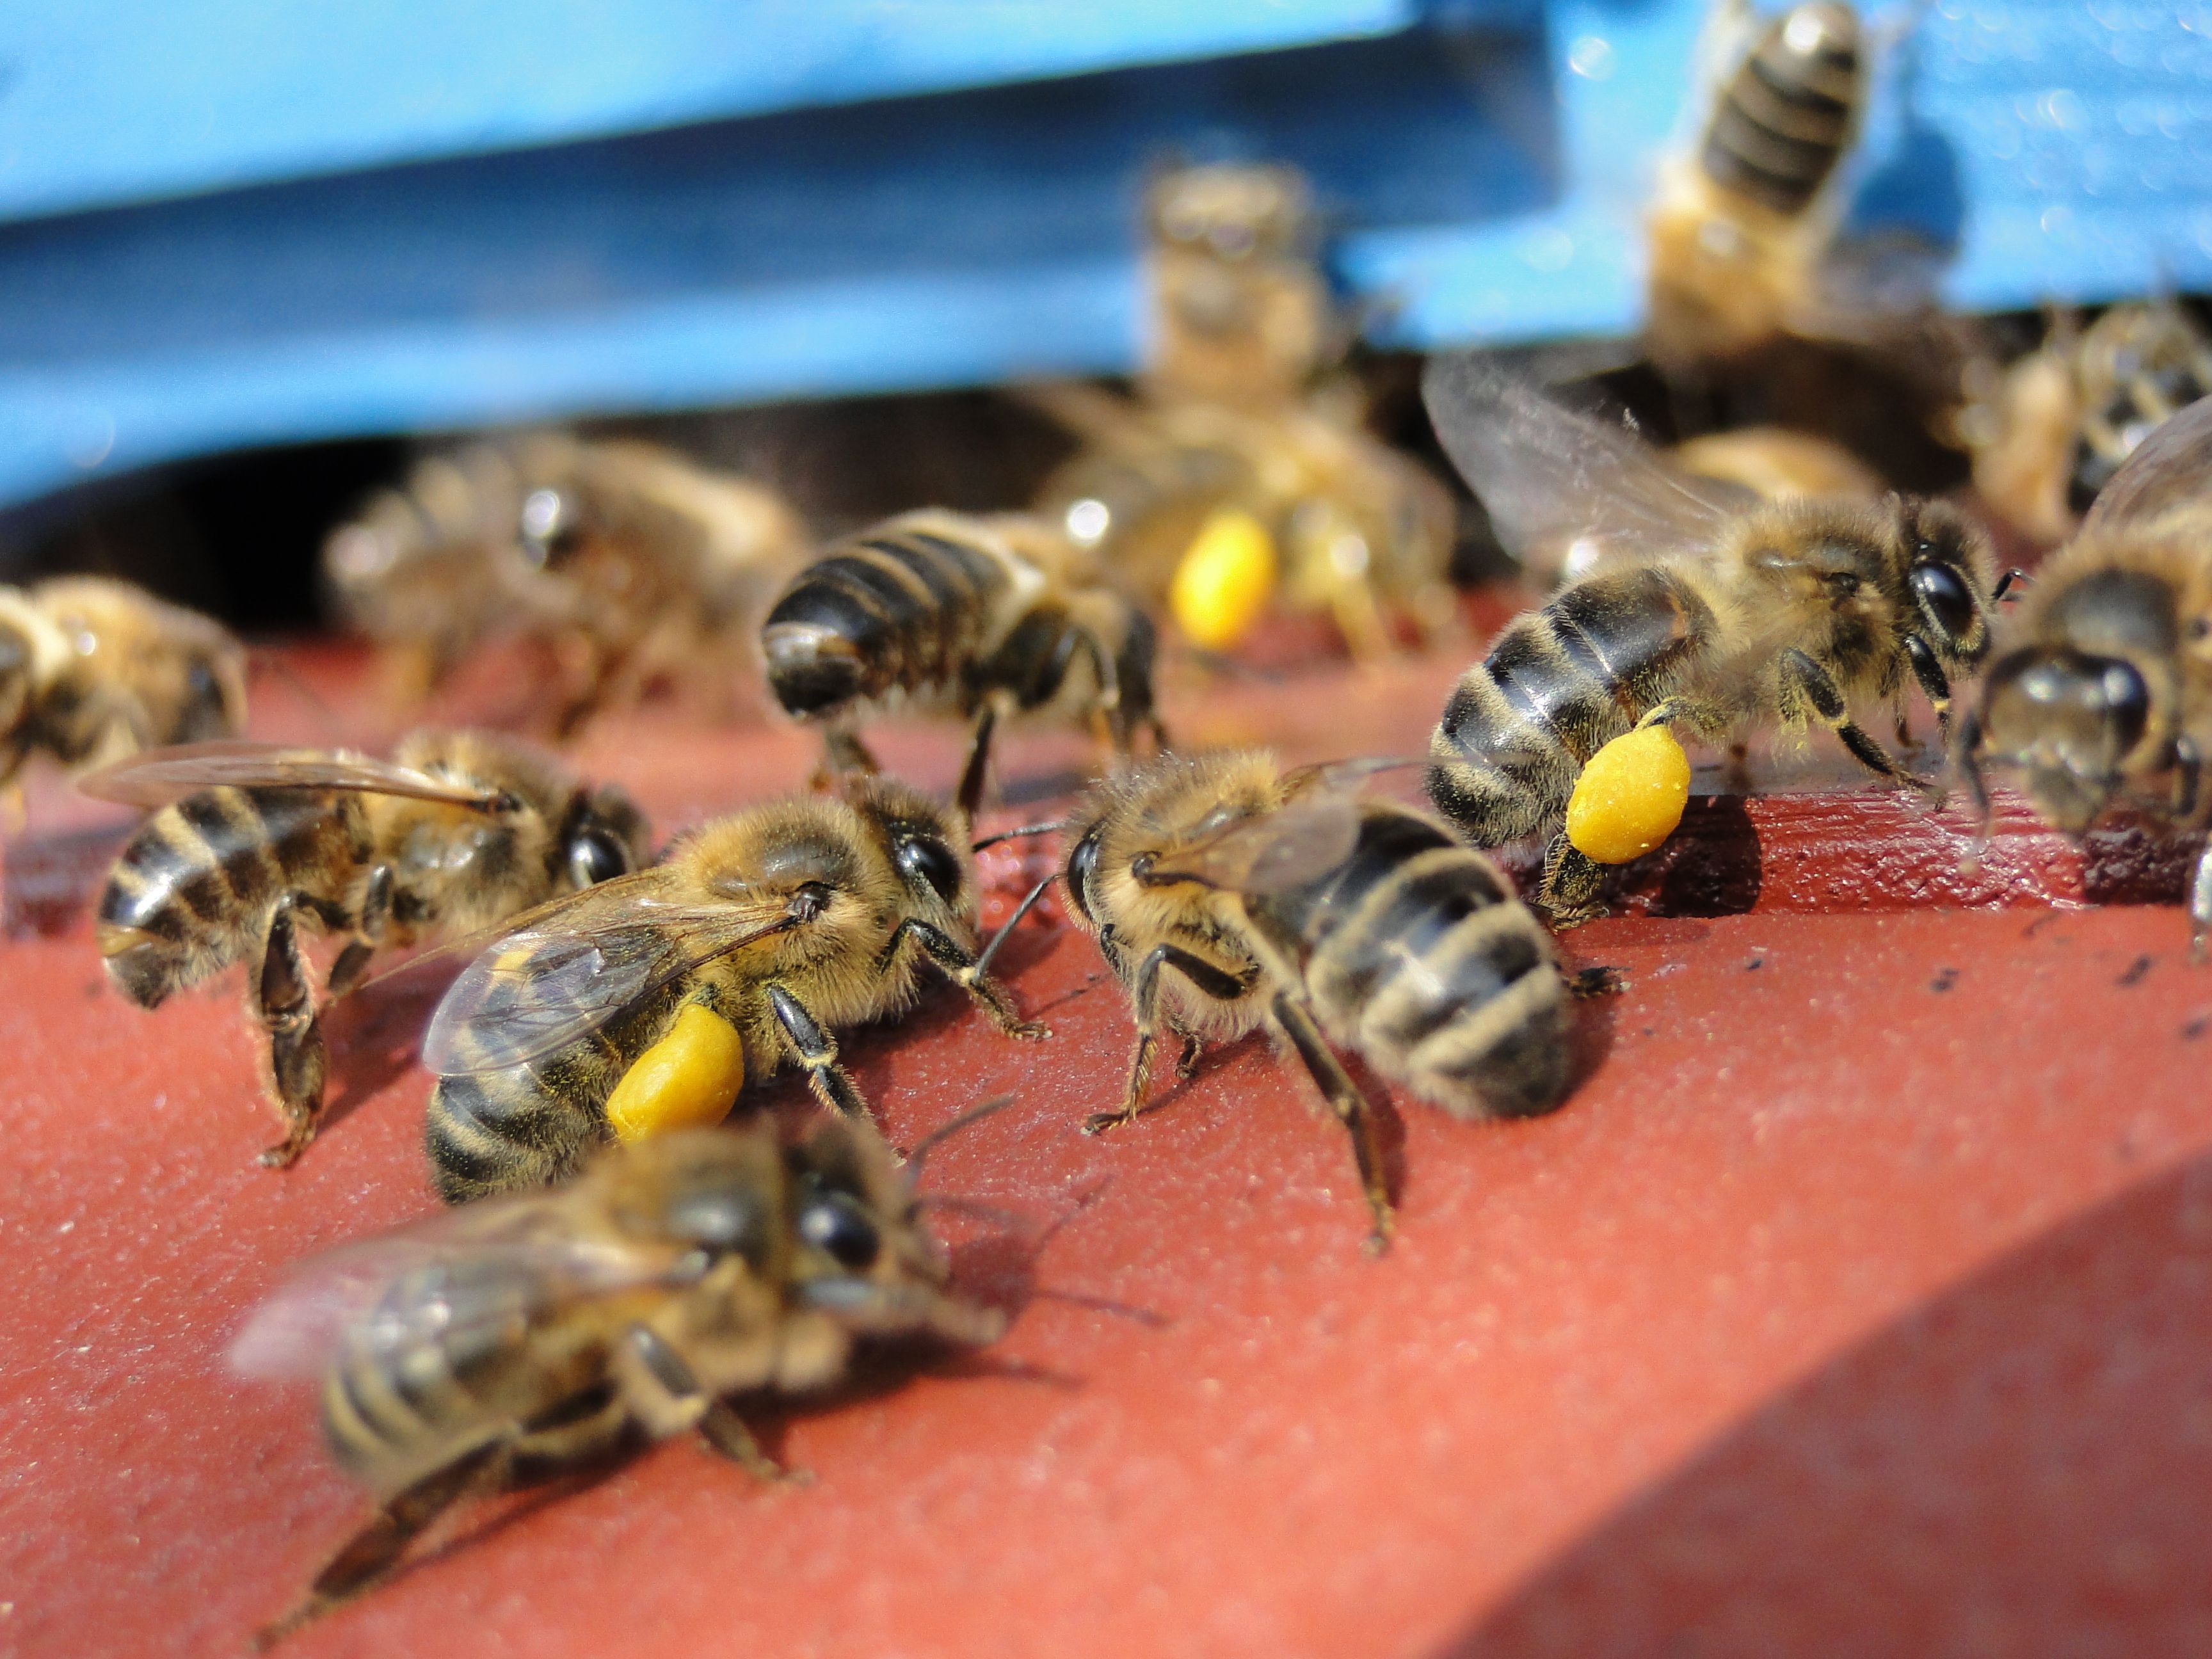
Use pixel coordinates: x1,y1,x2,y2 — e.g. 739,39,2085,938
4,639,2211,1658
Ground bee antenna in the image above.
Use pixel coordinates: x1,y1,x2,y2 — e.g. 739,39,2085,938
970,873,1058,981
908,1094,1018,1177
970,821,1066,851
1992,568,2029,603
1951,707,1994,872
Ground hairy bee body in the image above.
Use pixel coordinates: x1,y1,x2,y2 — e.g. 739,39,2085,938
325,433,806,729
243,1118,1000,1642
1066,751,1570,1243
94,730,649,1166
1965,396,2212,945
1421,362,1999,915
0,576,244,786
426,776,1033,1203
760,509,1162,765
1646,1,1868,373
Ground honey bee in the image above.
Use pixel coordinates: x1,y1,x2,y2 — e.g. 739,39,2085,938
233,1111,1004,1646
1646,0,1917,378
758,509,1165,801
1059,749,1578,1249
1422,356,2005,920
0,575,245,788
1142,162,1335,409
89,731,650,1167
1960,394,2212,949
325,433,808,733
423,773,1041,1203
1034,391,1459,659
1954,303,2212,545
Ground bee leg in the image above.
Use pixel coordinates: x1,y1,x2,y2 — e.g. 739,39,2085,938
765,983,874,1126
1084,945,1254,1135
881,917,1046,1039
1781,648,1935,796
1269,991,1395,1254
255,899,327,1169
813,726,881,790
1903,634,1953,744
955,703,1000,824
1175,1034,1205,1078
2171,736,2201,821
253,1440,511,1649
613,1324,812,1486
1564,965,1627,997
1537,835,1610,928
324,865,394,1000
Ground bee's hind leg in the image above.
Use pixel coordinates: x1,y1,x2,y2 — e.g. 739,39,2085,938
255,897,328,1169
253,1441,511,1649
1270,992,1395,1254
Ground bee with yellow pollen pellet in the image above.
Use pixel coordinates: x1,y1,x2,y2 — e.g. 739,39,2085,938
602,1000,751,1142
1541,706,1693,925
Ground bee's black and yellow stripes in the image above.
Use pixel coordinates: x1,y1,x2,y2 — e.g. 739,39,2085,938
1702,2,1863,216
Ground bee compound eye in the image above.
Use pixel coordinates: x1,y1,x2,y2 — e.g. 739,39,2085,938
896,835,964,903
798,1190,881,1270
567,826,634,888
2098,661,2152,755
1911,562,1976,644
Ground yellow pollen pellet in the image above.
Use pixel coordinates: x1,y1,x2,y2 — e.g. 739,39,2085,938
1565,721,1692,865
604,1002,748,1144
1169,508,1278,651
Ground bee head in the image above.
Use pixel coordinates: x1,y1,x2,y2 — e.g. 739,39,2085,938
1968,566,2180,833
562,782,653,890
850,777,972,913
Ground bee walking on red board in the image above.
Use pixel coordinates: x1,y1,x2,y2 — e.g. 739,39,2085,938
1051,749,1591,1251
422,773,1043,1203
234,1110,1006,1647
89,732,650,1166
758,508,1166,801
1421,357,2008,922
1960,395,2212,953
0,575,245,789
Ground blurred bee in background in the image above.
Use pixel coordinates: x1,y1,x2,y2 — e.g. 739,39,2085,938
0,576,245,790
424,773,1041,1203
1142,162,1336,410
759,509,1164,803
1422,357,2004,920
1951,302,2212,546
1671,426,1885,506
90,732,650,1167
1059,749,1580,1249
1033,389,1459,660
1960,394,2212,950
325,433,809,735
1646,0,1941,383
234,1112,1004,1646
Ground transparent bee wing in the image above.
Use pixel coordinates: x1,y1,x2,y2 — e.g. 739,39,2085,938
78,741,509,810
229,1201,681,1380
422,893,803,1077
2080,394,2212,536
1422,355,1751,577
1145,797,1366,896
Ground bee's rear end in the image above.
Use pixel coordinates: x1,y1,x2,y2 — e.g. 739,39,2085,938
1260,805,1571,1119
1702,1,1864,216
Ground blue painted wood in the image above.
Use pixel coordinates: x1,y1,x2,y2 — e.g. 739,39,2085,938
0,1,2202,511
0,0,1421,220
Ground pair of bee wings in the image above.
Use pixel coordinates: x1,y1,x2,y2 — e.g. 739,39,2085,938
1422,355,1756,579
77,741,511,810
230,1201,705,1381
419,869,803,1077
2078,392,2212,537
1137,757,1422,897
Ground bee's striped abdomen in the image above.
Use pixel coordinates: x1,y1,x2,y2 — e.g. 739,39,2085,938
425,979,676,1203
761,522,1011,719
1262,806,1568,1120
95,787,364,1007
1428,566,1713,846
1702,1,1863,216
